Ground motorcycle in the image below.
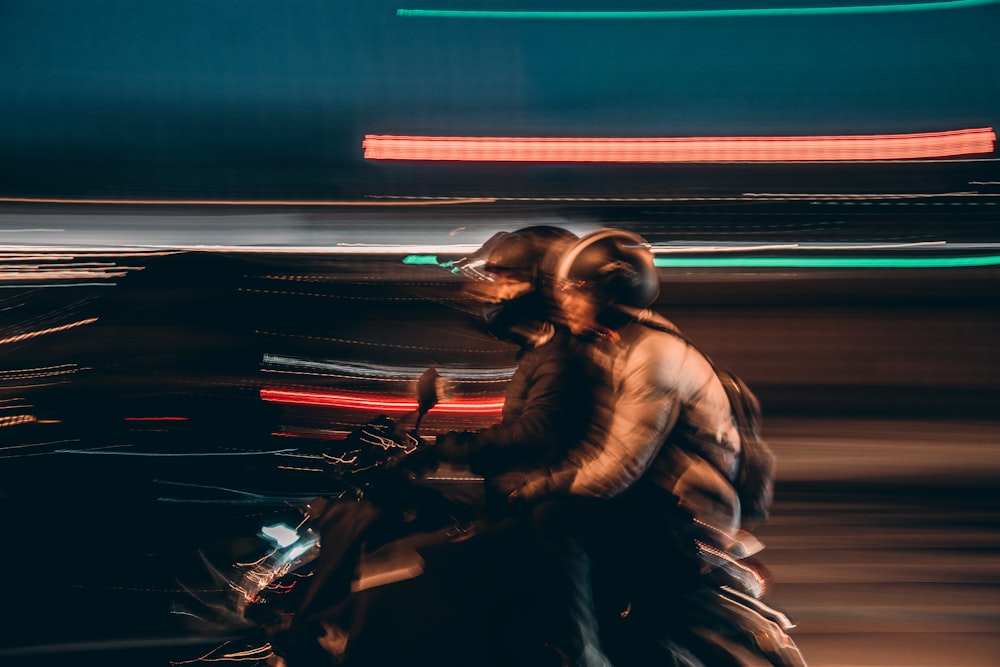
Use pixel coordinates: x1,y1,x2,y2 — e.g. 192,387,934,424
176,368,807,667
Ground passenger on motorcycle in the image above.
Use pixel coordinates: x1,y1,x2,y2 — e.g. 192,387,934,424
493,229,746,667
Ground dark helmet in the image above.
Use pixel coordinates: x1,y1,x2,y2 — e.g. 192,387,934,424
555,229,659,308
452,225,578,346
452,225,579,303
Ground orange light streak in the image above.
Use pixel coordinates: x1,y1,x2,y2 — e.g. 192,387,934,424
260,388,505,414
0,414,36,428
0,318,98,346
363,128,996,162
0,268,131,281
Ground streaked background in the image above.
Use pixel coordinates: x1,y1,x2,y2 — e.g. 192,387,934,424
1,2,998,666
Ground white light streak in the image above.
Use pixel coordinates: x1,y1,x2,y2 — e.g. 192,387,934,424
743,191,997,199
262,354,515,381
261,524,300,549
167,640,274,664
0,438,77,453
0,363,81,381
55,448,297,457
0,228,64,233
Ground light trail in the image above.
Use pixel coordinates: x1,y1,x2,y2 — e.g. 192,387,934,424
652,255,1000,268
0,250,179,260
0,282,119,289
363,128,996,163
0,439,81,460
398,0,1000,19
261,387,505,414
0,636,245,658
1,190,997,257
0,363,81,381
262,354,515,381
0,196,494,206
425,241,978,259
0,440,72,453
405,243,1000,270
12,240,997,258
649,241,948,254
0,228,64,233
55,448,297,456
0,317,98,345
152,480,318,505
743,191,994,199
372,188,1000,202
0,256,150,287
0,243,487,255
0,414,35,428
0,268,131,281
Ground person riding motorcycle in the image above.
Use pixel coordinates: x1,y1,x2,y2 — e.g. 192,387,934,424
210,227,804,667
272,225,589,666
494,229,748,667
434,225,591,491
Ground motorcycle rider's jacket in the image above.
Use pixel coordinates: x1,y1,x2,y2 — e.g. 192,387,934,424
438,327,592,478
527,307,743,534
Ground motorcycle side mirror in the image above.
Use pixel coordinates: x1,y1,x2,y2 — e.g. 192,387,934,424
394,367,441,438
416,367,440,417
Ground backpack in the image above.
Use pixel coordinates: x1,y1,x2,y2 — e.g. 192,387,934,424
635,313,776,526
715,369,775,525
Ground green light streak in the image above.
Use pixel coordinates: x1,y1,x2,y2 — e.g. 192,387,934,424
403,254,1000,269
398,0,999,19
652,255,1000,268
403,254,442,265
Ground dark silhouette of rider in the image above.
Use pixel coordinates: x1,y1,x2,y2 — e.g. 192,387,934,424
434,226,591,501
273,226,590,666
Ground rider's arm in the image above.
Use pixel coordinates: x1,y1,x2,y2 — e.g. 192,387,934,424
467,347,589,473
510,332,686,501
565,334,682,497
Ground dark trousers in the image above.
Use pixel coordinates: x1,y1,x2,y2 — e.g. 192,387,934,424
529,489,700,663
295,498,383,624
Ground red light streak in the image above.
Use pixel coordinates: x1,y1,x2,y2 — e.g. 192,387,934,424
265,581,298,594
0,196,493,206
363,127,996,162
260,388,505,415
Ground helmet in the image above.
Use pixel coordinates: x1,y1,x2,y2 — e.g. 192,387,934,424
452,225,578,303
555,229,659,309
452,225,578,346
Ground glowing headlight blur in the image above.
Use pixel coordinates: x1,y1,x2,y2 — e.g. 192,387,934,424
261,523,301,549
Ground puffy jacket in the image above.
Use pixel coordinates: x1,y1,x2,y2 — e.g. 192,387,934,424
531,308,741,509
